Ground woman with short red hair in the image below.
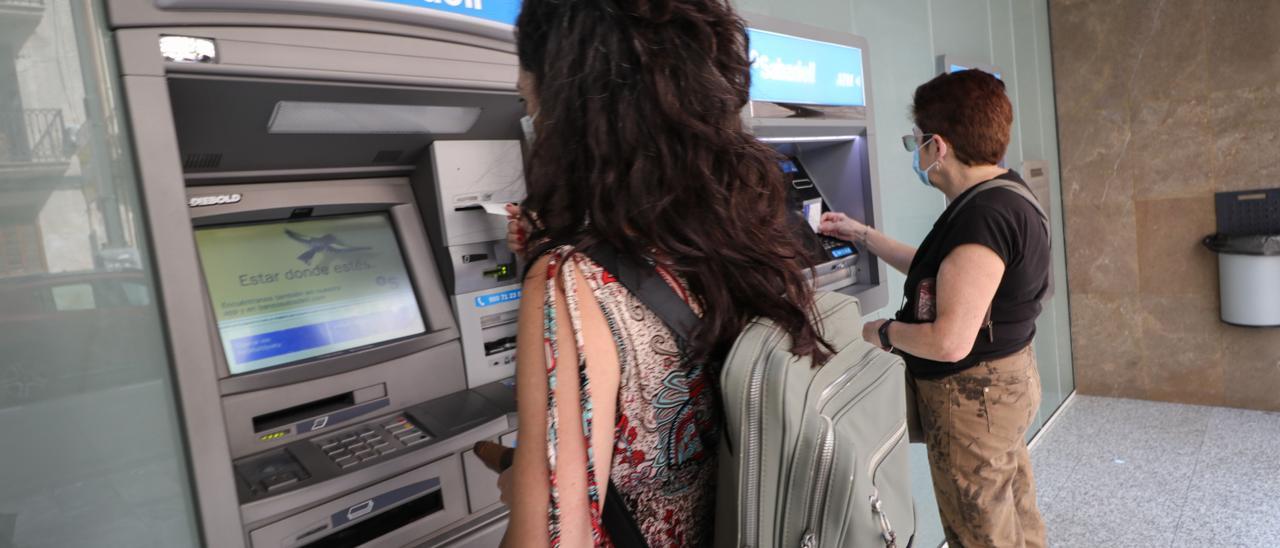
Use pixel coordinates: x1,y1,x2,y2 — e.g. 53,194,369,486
821,69,1050,548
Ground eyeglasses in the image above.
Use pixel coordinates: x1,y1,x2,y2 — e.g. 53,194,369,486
901,127,937,152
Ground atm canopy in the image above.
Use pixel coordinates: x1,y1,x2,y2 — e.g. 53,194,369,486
169,76,524,183
153,0,524,41
126,2,871,182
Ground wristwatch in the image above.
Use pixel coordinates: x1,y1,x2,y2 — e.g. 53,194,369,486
878,320,895,351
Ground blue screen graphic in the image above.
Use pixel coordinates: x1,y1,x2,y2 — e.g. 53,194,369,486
747,28,865,107
949,63,1003,80
368,0,522,27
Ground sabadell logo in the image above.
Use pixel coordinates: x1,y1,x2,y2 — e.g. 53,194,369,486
188,193,242,208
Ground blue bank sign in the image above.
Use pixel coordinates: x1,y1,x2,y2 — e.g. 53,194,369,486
367,0,521,26
747,28,866,107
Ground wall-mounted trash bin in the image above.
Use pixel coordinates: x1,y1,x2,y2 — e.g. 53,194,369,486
1203,233,1280,327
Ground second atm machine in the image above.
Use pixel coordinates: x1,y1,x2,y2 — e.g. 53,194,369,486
109,1,528,546
744,15,889,313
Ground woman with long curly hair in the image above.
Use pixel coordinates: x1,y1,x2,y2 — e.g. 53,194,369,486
498,0,827,546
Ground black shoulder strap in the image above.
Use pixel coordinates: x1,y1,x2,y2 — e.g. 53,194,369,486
945,176,1056,301
946,178,1050,238
579,242,701,342
575,241,711,548
601,482,649,548
583,242,736,456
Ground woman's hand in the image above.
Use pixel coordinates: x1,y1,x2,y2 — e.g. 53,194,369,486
818,212,869,243
863,319,888,351
506,203,529,254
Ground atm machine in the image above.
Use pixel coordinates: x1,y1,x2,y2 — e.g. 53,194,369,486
107,1,528,546
744,15,890,312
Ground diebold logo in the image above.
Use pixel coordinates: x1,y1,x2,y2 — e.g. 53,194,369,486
188,193,241,207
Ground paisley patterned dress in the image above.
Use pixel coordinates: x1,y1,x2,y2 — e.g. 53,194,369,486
541,246,719,547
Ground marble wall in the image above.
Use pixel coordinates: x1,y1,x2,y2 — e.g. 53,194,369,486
1051,0,1280,411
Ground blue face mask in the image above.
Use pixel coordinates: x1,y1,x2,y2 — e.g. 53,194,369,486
912,137,939,187
520,113,537,145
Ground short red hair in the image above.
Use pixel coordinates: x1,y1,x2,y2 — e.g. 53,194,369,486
911,70,1012,166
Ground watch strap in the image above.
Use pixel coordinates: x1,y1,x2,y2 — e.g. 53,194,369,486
878,319,895,350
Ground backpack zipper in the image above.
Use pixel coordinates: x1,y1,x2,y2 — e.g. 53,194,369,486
799,359,898,548
865,422,907,548
799,416,836,548
741,332,782,548
868,421,907,477
740,300,876,548
869,489,899,548
817,347,880,406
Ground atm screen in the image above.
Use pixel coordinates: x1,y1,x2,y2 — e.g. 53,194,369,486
195,213,427,375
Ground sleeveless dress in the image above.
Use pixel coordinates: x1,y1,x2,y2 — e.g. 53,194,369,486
540,246,719,547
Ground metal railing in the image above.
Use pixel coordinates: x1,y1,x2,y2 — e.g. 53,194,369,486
0,0,45,9
0,108,67,164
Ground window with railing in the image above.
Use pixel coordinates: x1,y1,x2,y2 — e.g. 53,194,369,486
0,108,66,164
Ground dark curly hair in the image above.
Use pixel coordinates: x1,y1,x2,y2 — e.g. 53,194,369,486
911,69,1012,166
515,0,829,361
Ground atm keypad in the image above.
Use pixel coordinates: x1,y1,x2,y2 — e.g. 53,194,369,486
385,416,433,446
313,416,434,471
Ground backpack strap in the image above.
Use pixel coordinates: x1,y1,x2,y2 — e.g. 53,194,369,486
571,242,710,548
579,242,701,342
946,178,1050,238
940,176,1054,335
600,482,650,548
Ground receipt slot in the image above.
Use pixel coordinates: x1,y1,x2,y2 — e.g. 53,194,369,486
744,15,889,313
415,140,526,388
108,1,529,546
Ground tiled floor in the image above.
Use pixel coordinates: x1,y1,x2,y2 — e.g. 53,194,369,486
1030,395,1280,548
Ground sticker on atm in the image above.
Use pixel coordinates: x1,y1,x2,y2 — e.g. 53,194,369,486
475,289,522,308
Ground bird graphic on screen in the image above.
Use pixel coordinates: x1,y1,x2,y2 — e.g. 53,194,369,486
284,229,372,265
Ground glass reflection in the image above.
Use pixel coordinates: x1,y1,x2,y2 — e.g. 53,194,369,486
0,0,200,546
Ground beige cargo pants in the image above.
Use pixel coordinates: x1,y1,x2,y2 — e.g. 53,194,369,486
911,345,1048,548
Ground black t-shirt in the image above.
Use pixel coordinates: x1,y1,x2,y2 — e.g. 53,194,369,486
896,170,1050,379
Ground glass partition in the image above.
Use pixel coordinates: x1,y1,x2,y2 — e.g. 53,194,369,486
0,0,201,546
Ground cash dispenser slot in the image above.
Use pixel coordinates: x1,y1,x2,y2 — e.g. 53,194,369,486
301,489,443,547
248,456,467,548
251,384,389,436
254,392,356,433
